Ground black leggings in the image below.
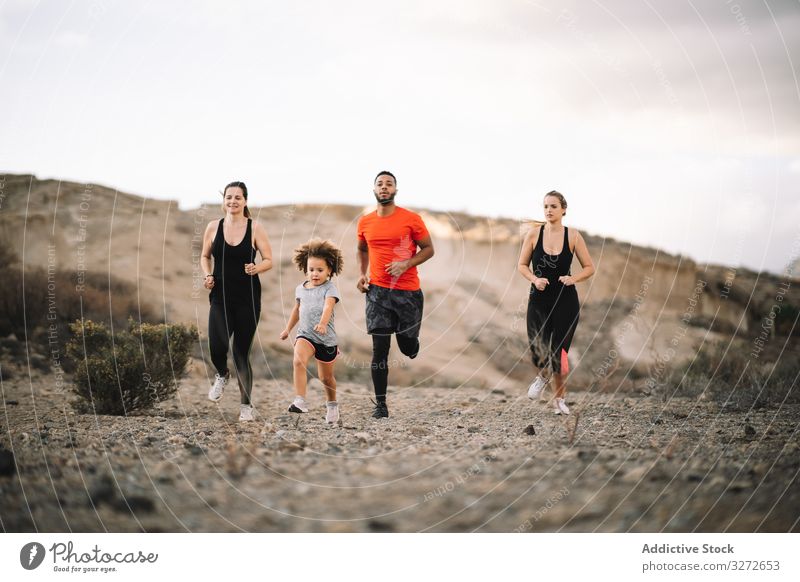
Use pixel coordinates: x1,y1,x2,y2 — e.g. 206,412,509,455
371,328,419,402
209,301,260,405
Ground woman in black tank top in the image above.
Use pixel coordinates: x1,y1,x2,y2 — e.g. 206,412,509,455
200,181,273,422
517,191,595,415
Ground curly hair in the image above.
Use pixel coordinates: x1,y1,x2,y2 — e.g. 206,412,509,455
293,239,344,276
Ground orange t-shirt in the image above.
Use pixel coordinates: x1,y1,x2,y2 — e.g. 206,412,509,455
357,207,430,291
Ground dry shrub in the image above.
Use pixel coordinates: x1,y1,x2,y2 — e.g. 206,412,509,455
774,304,800,336
666,341,799,412
0,248,156,372
66,319,198,415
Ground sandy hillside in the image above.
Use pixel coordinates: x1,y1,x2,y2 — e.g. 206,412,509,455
1,174,798,532
1,174,794,391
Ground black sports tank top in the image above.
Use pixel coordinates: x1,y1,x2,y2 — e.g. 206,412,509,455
530,226,574,292
209,218,261,305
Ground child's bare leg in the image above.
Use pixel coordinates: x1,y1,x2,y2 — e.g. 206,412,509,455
316,360,337,402
318,359,339,424
292,340,315,397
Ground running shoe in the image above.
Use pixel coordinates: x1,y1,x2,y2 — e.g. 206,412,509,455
208,372,229,402
288,396,308,413
554,397,570,415
371,401,389,419
239,404,255,422
527,375,548,400
326,402,340,424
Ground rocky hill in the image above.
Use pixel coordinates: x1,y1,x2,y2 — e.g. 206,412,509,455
0,173,795,392
1,174,798,533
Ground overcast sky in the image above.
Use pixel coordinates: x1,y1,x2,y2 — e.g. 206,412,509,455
1,0,798,274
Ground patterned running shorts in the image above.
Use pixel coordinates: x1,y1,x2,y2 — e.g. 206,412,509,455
365,284,424,337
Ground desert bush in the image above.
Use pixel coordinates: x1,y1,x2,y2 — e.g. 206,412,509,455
66,318,198,415
775,304,799,336
687,315,739,335
0,248,155,338
666,341,799,411
0,250,157,372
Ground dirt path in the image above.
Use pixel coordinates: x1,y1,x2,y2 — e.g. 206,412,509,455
2,373,798,532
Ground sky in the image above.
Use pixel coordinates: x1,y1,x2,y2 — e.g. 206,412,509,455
1,0,798,274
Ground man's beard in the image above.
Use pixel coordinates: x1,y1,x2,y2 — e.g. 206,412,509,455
374,192,396,206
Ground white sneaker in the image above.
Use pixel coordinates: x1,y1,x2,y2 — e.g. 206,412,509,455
326,402,340,424
208,372,229,402
527,375,548,400
554,397,570,415
288,396,308,413
239,404,255,422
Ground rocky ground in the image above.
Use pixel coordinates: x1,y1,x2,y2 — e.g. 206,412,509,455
1,371,799,532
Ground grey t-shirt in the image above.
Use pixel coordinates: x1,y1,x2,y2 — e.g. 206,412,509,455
295,280,340,346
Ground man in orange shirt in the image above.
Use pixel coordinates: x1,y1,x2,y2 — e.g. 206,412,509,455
357,171,435,418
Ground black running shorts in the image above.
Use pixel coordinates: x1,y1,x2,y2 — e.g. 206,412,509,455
296,336,339,363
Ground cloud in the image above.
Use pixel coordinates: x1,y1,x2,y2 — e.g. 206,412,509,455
404,0,800,155
53,30,89,48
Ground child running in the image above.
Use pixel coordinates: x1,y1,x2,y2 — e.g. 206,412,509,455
279,239,344,424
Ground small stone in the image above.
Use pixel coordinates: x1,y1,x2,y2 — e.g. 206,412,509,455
621,465,652,483
367,520,394,532
727,481,752,493
410,427,430,437
708,476,727,488
88,475,117,507
523,425,536,436
278,441,304,453
467,426,480,434
113,495,156,514
354,432,371,442
0,449,16,477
